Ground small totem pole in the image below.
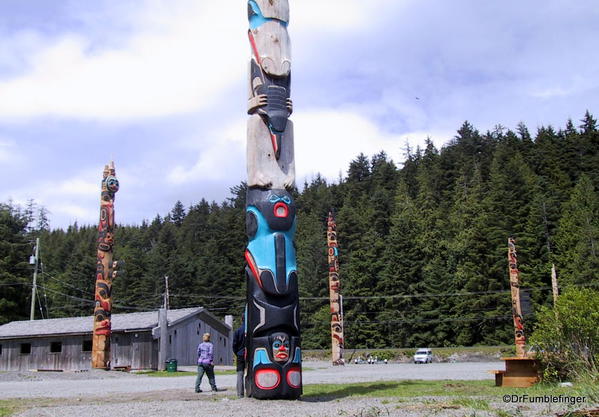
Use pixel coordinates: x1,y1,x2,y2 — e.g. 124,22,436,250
92,162,119,369
244,0,301,399
507,238,526,358
327,211,344,365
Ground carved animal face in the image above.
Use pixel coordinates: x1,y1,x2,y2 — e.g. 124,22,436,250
271,332,289,362
106,176,120,193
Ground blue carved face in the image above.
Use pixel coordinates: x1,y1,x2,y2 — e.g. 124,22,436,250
271,332,290,362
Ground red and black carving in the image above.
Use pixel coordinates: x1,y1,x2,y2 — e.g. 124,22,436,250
327,211,344,365
92,162,119,369
508,238,526,357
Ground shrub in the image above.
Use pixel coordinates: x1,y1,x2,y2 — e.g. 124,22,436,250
529,287,599,382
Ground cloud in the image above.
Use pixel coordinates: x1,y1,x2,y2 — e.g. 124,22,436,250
0,0,400,122
293,109,451,182
167,119,246,184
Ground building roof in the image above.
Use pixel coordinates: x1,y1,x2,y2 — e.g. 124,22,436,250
0,307,227,339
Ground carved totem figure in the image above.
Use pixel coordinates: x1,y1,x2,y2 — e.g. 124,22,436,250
92,162,119,369
244,0,301,399
507,238,526,357
327,211,344,365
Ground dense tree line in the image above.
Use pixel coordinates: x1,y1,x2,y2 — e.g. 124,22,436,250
1,112,598,349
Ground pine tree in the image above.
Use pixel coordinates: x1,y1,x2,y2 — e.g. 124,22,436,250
554,175,599,286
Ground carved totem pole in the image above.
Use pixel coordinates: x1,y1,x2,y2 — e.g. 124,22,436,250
327,211,345,365
92,162,119,369
244,0,301,399
507,238,526,358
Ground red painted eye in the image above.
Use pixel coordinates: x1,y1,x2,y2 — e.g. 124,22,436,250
255,369,280,390
273,202,288,218
286,368,301,388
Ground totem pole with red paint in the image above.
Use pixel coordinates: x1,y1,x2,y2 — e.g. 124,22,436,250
327,211,345,365
244,0,301,399
508,237,526,358
92,162,119,369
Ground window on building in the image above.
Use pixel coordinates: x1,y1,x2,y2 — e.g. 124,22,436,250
50,342,62,353
0,344,3,355
82,340,93,352
20,343,31,354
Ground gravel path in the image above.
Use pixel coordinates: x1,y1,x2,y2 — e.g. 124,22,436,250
0,361,497,399
3,362,594,417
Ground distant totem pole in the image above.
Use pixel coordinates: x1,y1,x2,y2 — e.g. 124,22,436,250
327,211,345,365
244,0,301,399
92,162,119,369
507,238,526,358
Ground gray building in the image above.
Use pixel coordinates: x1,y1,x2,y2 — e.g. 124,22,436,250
0,307,232,371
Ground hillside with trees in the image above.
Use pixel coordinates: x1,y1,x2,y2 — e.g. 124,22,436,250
1,112,598,349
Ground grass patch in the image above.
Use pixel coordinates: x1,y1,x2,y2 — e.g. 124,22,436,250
302,379,597,401
450,397,490,410
0,400,19,417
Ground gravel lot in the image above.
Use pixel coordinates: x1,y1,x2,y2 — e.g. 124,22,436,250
0,361,497,399
1,361,595,417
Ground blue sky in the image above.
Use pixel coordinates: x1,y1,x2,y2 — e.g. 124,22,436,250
1,0,598,228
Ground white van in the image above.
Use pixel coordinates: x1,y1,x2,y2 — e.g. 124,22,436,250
413,348,433,364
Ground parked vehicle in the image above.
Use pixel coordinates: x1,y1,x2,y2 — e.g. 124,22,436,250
413,348,433,364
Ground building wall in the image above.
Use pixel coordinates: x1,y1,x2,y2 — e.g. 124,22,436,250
0,335,92,371
0,313,232,371
111,331,158,370
167,315,232,366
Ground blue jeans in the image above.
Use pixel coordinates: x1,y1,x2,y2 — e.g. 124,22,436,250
195,364,217,392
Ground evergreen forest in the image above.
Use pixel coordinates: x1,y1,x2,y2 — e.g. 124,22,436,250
1,112,598,349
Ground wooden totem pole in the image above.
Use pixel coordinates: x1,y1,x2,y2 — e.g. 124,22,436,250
507,237,526,357
327,212,345,365
92,162,119,369
244,0,301,399
493,238,539,387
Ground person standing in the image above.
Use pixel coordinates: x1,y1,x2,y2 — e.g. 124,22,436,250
195,333,217,393
232,321,246,398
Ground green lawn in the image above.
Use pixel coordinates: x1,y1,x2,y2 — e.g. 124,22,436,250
0,400,18,417
302,379,599,401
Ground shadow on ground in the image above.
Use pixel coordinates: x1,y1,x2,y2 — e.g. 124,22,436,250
301,381,414,402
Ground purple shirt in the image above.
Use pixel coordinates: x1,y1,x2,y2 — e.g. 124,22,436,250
197,341,214,365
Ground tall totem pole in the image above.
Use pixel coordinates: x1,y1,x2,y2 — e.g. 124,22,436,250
507,238,526,358
244,0,301,399
92,162,119,369
327,211,345,365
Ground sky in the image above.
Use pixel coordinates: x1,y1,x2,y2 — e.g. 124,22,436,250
1,0,598,229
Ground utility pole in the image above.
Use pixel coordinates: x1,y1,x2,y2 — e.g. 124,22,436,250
164,275,170,311
30,237,40,320
551,264,559,307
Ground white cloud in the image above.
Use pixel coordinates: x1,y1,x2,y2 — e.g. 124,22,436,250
0,1,247,120
293,109,450,182
0,0,400,122
0,137,25,165
167,119,246,184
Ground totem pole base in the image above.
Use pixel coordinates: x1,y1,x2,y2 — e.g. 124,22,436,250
493,357,540,387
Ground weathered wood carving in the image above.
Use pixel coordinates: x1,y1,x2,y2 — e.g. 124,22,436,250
508,237,526,358
92,162,119,369
244,0,301,399
327,211,345,365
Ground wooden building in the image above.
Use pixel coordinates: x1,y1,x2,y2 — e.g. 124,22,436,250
0,307,232,371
